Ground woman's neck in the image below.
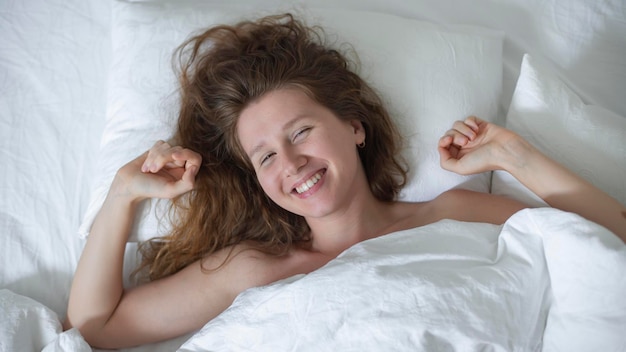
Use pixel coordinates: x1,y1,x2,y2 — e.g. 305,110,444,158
306,195,398,256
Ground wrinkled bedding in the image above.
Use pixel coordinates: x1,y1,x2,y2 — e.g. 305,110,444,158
3,208,624,351
2,0,626,351
179,208,626,351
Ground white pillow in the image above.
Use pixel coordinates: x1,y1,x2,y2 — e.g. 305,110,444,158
492,54,626,207
79,0,504,242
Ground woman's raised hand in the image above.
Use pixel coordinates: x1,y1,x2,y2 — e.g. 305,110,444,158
115,140,202,201
438,116,521,176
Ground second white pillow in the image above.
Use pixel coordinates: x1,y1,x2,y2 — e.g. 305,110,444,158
492,54,626,207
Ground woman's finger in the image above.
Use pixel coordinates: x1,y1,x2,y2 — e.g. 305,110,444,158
172,148,203,169
163,164,199,198
142,142,200,173
438,134,462,168
438,143,460,171
451,120,477,141
142,140,169,172
442,129,471,147
463,116,481,131
438,134,453,149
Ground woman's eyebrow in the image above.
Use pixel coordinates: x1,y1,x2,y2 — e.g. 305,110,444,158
247,114,310,158
249,141,266,160
283,114,310,132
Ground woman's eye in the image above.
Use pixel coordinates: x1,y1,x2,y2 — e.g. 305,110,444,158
260,152,275,165
293,127,311,142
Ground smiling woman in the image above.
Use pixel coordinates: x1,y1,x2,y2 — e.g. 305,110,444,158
238,88,368,219
63,12,626,350
158,12,410,273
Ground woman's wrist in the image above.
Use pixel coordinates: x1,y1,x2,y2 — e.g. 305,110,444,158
497,132,537,175
109,171,147,206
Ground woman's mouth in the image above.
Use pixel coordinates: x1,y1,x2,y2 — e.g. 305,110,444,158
294,171,324,194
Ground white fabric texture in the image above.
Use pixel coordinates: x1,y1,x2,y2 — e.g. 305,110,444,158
41,328,92,352
1,0,625,351
125,0,626,119
492,54,626,207
0,289,61,352
0,0,111,324
534,212,626,351
0,289,90,352
178,208,626,351
77,2,504,242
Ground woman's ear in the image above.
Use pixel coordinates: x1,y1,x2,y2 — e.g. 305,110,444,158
350,119,366,145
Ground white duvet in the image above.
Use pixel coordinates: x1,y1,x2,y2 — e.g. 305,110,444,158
179,208,626,351
5,208,622,351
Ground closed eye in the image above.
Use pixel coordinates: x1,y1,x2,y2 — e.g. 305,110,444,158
292,127,311,143
260,152,275,166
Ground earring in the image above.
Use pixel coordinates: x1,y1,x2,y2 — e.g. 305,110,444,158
358,141,366,149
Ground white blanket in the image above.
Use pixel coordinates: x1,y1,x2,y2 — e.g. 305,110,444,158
1,208,624,351
179,208,626,352
0,289,90,352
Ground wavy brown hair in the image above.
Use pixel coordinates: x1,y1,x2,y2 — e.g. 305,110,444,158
136,13,407,281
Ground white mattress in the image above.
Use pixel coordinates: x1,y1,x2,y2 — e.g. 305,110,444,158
1,0,625,351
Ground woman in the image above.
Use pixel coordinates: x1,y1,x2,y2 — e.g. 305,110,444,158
64,13,626,349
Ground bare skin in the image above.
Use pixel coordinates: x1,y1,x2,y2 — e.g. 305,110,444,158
439,117,626,241
64,88,625,349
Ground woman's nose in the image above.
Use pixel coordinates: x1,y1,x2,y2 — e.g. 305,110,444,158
282,148,306,176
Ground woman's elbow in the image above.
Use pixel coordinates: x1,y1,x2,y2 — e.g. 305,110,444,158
62,315,112,349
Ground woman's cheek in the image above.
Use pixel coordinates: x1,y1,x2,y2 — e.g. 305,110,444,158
258,171,280,198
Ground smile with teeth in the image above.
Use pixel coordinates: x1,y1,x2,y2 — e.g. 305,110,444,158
295,172,323,194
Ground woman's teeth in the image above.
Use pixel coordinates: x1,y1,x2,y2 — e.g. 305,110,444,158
295,172,322,194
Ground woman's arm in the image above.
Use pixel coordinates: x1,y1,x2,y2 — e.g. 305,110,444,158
64,142,307,348
66,199,294,348
438,116,626,243
64,142,200,346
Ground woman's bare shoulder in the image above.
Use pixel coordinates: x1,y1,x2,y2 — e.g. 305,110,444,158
196,242,331,293
388,189,527,233
88,242,320,347
428,189,527,225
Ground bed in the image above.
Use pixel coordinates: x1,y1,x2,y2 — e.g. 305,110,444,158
1,0,625,351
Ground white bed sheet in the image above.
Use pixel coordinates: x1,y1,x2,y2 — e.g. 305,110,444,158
2,209,624,351
1,0,625,351
0,0,111,323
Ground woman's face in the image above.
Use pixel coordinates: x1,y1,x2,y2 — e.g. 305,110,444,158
237,88,367,219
